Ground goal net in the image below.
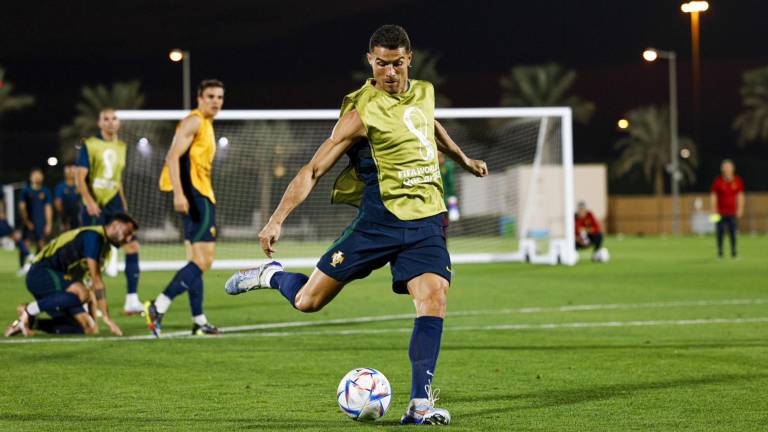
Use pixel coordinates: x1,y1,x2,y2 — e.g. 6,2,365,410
115,107,575,271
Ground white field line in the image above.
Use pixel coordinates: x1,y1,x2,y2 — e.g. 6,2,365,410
1,298,767,345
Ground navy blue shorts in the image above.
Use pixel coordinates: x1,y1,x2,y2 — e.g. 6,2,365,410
0,219,12,237
182,191,216,243
62,209,81,229
80,194,124,226
23,224,46,242
317,220,451,294
26,264,84,317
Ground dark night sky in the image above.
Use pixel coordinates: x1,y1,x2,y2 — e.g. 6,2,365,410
1,0,767,192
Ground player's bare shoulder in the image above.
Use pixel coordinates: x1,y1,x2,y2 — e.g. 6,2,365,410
178,113,202,136
332,109,367,142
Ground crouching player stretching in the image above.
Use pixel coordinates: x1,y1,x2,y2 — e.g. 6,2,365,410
4,213,138,337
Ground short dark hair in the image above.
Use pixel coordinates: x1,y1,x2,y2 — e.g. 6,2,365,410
198,79,224,96
30,167,43,175
106,212,140,230
369,25,411,52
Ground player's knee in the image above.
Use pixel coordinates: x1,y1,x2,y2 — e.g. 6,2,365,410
414,279,449,314
67,283,89,303
192,256,213,272
294,294,325,313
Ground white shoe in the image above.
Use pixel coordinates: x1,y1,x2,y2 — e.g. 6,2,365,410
400,385,451,425
123,297,145,316
224,261,283,295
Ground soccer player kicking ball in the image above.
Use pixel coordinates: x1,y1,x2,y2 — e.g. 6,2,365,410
144,80,224,336
4,213,137,337
225,25,487,425
76,109,144,315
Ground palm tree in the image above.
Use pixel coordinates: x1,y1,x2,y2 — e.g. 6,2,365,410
0,66,34,115
59,80,145,161
499,63,595,124
733,65,768,145
613,105,698,196
352,48,451,107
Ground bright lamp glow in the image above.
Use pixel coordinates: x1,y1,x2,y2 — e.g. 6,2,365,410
169,49,184,62
681,1,709,13
617,118,630,129
47,157,58,167
643,49,658,62
680,148,691,159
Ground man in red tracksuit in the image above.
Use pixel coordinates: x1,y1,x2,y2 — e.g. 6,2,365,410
710,159,745,258
575,201,603,252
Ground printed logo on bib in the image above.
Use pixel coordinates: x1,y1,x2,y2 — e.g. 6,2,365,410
400,107,440,188
403,107,435,162
93,149,120,190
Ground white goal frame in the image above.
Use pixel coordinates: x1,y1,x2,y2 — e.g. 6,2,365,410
115,107,576,271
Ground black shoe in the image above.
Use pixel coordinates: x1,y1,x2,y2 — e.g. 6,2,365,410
192,323,221,336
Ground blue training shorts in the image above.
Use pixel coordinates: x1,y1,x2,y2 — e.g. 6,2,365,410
25,264,84,317
316,220,452,294
182,190,217,243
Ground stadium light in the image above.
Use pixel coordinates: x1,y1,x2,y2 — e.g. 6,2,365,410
680,148,691,159
617,118,630,129
47,157,58,167
641,47,681,234
169,49,191,110
642,49,658,62
681,1,708,13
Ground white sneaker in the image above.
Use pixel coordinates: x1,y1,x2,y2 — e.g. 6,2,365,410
123,297,145,316
400,385,451,425
16,257,32,277
224,261,283,295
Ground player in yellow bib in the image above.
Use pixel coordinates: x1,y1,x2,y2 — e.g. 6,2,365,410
76,108,144,315
224,25,487,425
145,79,223,337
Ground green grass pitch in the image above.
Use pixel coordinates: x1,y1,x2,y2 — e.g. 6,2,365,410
0,236,766,431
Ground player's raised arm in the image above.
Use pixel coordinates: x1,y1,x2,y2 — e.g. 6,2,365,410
165,115,202,215
259,110,365,258
86,257,122,336
434,120,488,177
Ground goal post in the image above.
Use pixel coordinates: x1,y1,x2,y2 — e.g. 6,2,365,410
115,107,576,271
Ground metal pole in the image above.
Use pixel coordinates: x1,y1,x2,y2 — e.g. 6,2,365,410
668,52,680,235
182,51,191,110
690,11,701,140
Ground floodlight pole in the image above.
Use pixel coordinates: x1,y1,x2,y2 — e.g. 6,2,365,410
182,51,191,111
644,48,681,234
667,51,680,235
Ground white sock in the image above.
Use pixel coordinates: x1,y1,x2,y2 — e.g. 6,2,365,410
155,294,172,314
193,314,208,326
125,293,140,304
26,302,40,316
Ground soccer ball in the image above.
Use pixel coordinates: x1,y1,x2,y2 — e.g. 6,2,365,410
337,368,392,421
592,247,610,263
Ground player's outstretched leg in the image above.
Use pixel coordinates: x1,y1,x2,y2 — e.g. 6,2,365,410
226,264,345,313
401,273,451,425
